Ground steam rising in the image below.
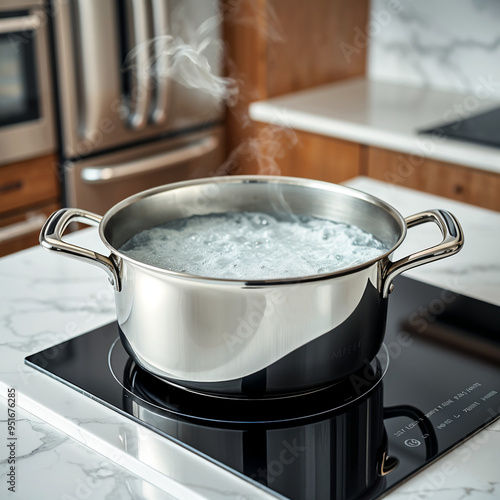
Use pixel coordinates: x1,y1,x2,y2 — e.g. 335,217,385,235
216,118,298,177
125,12,239,106
125,1,296,176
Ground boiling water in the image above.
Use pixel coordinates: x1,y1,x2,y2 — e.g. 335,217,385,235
119,212,390,280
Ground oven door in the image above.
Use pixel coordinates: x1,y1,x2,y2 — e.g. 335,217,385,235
64,126,225,214
0,1,56,166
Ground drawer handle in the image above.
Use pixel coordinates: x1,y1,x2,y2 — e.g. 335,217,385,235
0,214,46,244
0,181,23,194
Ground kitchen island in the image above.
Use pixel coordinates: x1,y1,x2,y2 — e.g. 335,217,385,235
0,177,499,500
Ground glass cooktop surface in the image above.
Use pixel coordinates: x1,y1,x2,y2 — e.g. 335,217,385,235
419,105,500,149
25,277,500,500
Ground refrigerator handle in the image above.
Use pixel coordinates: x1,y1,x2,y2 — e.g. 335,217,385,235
128,0,153,130
151,0,171,126
80,135,219,183
74,1,122,142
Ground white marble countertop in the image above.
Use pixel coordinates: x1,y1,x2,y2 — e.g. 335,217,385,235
249,78,500,174
1,177,499,499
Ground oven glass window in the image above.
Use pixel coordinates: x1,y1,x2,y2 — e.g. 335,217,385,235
0,29,40,127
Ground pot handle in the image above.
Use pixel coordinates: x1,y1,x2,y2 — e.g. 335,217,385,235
39,208,121,292
382,209,463,298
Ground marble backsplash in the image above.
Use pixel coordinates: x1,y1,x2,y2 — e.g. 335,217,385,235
368,0,500,100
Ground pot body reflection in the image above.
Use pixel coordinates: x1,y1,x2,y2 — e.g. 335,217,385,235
122,361,389,500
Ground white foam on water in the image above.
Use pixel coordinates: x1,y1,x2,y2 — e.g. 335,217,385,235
119,212,389,280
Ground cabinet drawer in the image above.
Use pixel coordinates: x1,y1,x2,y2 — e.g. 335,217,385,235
0,154,60,216
365,146,500,212
0,202,60,257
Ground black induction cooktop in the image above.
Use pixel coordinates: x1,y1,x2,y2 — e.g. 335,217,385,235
420,105,500,148
25,277,500,500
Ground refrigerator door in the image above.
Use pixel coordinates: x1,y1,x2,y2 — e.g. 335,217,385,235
64,127,225,214
54,0,224,159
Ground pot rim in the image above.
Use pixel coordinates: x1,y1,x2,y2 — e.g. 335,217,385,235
99,175,407,285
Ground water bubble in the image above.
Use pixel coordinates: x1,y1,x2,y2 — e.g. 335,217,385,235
251,214,270,227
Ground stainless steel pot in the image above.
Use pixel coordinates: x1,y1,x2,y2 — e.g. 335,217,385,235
40,176,464,396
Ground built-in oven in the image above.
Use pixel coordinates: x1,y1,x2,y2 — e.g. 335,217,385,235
0,0,56,166
52,0,226,214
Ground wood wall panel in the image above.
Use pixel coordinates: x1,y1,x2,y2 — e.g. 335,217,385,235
266,0,369,97
366,146,500,212
223,0,269,155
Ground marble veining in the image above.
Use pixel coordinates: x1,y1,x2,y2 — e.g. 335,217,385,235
0,179,499,499
0,400,178,500
369,0,500,100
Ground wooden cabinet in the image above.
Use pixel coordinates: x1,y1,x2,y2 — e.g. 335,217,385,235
364,146,500,212
0,154,61,256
